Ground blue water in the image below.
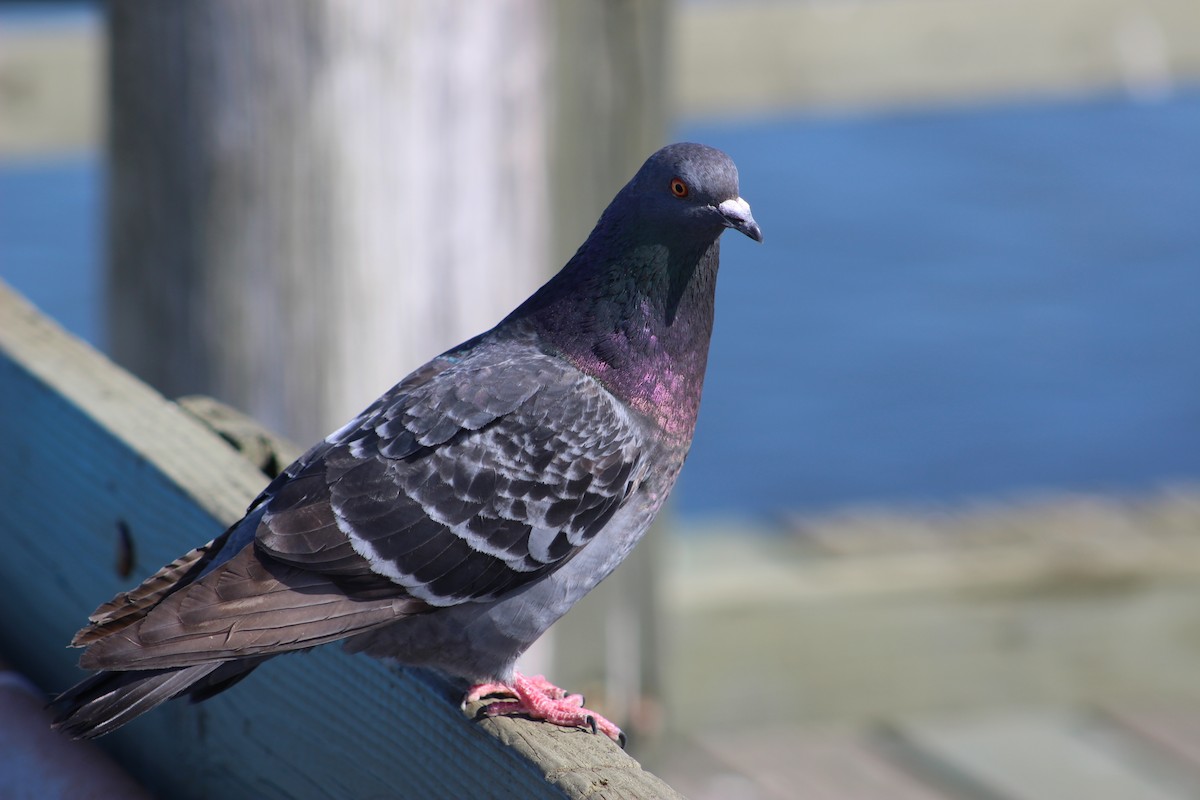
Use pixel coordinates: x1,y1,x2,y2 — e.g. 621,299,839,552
3,90,1198,518
677,90,1200,516
0,158,104,346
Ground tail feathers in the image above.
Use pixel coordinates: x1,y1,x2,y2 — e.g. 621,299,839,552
52,664,219,739
51,660,262,739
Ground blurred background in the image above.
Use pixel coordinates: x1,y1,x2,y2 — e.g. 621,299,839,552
2,1,1200,798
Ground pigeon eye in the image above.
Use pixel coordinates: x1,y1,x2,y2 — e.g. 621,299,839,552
669,178,689,198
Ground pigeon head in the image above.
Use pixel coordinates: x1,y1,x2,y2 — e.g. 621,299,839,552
512,142,761,438
618,142,763,245
535,141,763,304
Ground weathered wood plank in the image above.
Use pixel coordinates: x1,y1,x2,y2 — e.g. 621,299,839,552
176,394,304,477
888,710,1185,800
675,726,951,800
1101,706,1200,778
676,0,1200,117
663,510,1200,732
0,17,103,157
0,281,681,800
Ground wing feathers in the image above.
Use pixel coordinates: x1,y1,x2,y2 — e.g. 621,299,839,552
80,546,426,670
255,354,644,607
73,342,646,680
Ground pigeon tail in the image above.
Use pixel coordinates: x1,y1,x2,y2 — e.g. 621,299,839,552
50,660,261,739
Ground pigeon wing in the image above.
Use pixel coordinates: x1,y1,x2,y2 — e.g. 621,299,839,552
257,339,647,608
76,340,644,671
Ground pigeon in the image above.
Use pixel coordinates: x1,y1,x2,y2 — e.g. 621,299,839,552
52,142,762,742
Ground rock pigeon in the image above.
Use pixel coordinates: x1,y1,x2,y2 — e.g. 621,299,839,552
52,142,762,742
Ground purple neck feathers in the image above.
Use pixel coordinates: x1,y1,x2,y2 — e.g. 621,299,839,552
509,224,723,439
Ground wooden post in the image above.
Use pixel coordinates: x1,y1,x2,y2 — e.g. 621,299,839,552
106,0,550,444
545,2,671,268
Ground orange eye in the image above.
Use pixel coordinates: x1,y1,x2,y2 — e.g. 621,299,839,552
670,177,689,198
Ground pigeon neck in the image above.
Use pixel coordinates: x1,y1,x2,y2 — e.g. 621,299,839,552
517,233,722,439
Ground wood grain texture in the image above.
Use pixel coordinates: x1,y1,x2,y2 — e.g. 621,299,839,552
886,711,1184,800
0,281,680,800
105,0,551,445
176,394,305,477
688,726,950,800
663,511,1200,733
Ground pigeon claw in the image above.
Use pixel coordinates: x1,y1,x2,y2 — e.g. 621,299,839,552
465,672,624,743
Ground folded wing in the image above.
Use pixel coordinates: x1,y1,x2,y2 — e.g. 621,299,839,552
75,336,646,671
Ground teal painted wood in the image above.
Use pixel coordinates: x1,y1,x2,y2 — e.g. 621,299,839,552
0,282,681,800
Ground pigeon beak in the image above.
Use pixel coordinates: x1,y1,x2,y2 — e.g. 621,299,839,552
717,197,763,243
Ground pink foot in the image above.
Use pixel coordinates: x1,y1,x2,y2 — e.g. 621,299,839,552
465,672,625,745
